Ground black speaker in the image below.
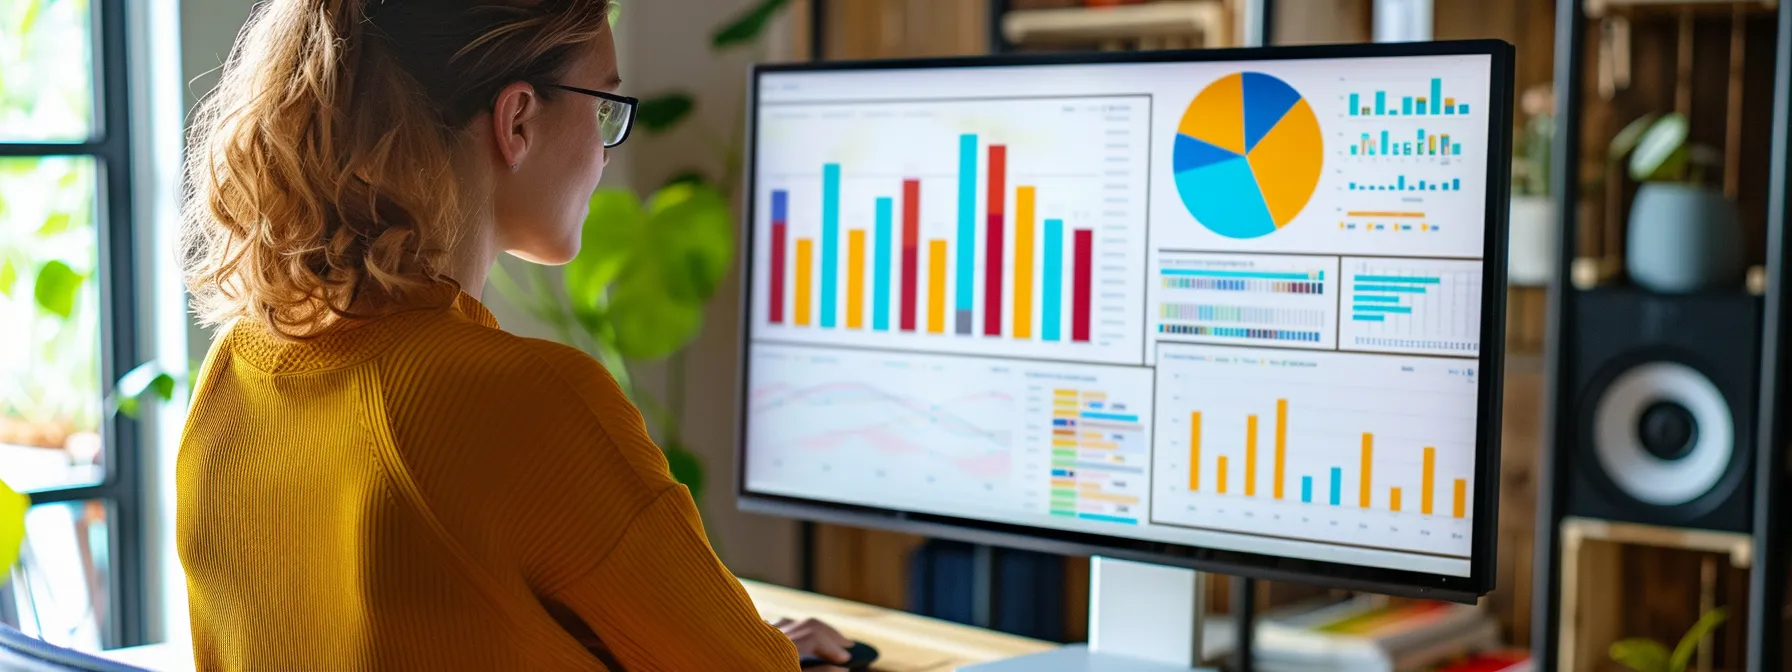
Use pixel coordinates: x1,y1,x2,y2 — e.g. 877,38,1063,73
1562,287,1761,532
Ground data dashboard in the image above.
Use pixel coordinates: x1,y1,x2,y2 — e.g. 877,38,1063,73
742,52,1495,579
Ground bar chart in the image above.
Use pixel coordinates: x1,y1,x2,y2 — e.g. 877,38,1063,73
1345,78,1470,117
744,342,1156,530
753,95,1150,365
1150,343,1478,557
1336,210,1443,234
1346,176,1462,192
1150,251,1339,350
1347,129,1464,159
1340,257,1482,357
1040,386,1151,526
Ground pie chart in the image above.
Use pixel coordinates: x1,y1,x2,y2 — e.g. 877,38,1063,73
1173,72,1323,239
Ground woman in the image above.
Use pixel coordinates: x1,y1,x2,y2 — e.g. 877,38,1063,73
177,0,851,669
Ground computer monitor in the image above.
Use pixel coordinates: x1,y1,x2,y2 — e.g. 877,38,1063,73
736,41,1514,603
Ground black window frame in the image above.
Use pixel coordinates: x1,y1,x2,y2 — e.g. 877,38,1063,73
0,0,145,649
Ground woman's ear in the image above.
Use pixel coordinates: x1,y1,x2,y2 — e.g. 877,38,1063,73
489,81,544,171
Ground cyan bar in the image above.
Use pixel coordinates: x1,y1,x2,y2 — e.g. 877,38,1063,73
1381,130,1389,154
1081,412,1141,423
1301,476,1314,503
1349,93,1360,115
1403,96,1413,115
1375,90,1386,115
1353,314,1386,322
1356,275,1441,284
1430,78,1442,114
873,196,893,331
1353,294,1401,303
1077,513,1138,525
956,134,977,333
1354,284,1429,293
1043,218,1062,342
821,163,841,328
1162,269,1316,280
1330,468,1342,506
1353,305,1414,314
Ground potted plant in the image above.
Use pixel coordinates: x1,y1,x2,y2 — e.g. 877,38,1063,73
1610,607,1726,672
1509,83,1556,287
1612,112,1743,293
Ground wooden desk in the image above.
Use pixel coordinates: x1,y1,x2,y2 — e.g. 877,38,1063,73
742,580,1057,671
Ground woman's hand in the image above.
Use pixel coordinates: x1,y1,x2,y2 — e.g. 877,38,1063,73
773,617,854,669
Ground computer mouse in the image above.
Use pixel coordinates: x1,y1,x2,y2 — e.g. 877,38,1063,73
799,641,879,671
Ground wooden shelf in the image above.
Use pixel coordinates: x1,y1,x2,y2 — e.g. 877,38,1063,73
1586,0,1777,18
1001,1,1226,48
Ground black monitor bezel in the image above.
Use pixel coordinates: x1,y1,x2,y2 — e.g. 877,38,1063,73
733,39,1514,603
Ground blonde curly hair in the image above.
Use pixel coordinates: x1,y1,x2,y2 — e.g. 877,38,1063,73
182,0,613,338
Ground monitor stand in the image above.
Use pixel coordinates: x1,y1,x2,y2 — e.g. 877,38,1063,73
963,557,1218,671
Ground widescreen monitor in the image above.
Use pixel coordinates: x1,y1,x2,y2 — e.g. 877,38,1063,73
736,41,1514,601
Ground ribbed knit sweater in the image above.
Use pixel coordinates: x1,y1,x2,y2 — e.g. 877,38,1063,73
176,286,798,670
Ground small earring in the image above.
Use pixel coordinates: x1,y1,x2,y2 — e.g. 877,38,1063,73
510,163,519,171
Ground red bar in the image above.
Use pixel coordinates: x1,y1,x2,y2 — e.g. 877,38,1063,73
1072,228,1092,342
770,221,787,323
900,179,920,332
984,145,1007,336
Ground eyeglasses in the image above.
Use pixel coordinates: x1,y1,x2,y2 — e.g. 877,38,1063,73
548,85,637,149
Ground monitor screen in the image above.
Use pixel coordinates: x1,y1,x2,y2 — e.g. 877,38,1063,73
737,42,1511,598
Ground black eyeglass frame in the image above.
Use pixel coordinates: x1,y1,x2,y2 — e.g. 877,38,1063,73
548,84,638,148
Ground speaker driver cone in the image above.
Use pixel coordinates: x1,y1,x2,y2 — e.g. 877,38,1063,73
1592,361,1733,506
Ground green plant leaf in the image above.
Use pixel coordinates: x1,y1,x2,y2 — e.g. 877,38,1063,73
1631,113,1689,182
36,212,72,236
645,182,734,304
1668,608,1727,672
0,257,15,298
1611,638,1671,672
712,0,790,49
0,476,26,587
1610,113,1660,164
33,259,83,318
663,168,710,189
148,373,177,402
608,265,704,361
636,93,696,134
565,189,648,316
663,438,707,504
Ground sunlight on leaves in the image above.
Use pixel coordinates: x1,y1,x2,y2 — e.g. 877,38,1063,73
33,259,82,319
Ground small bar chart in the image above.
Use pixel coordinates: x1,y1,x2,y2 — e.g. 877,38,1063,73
1345,78,1470,117
1151,251,1339,350
753,95,1149,365
1348,130,1464,158
1340,257,1482,357
1151,343,1479,557
1346,176,1462,192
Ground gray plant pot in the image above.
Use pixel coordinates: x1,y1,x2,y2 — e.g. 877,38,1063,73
1626,183,1743,293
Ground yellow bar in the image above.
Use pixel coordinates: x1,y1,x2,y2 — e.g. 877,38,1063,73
1453,479,1467,518
1052,439,1078,447
1078,492,1142,505
1360,433,1373,509
1054,401,1080,409
1390,487,1403,513
1422,447,1436,515
1217,455,1228,495
1428,135,1437,155
1274,399,1287,500
1082,391,1107,400
1053,389,1078,397
1082,441,1119,450
1051,479,1075,487
1344,211,1426,218
1444,96,1455,108
794,239,814,326
927,240,947,333
846,229,866,329
1245,415,1258,497
1014,186,1035,339
1189,412,1201,491
1417,96,1428,108
1081,431,1104,440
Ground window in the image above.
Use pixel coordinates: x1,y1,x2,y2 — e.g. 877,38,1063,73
1,0,143,650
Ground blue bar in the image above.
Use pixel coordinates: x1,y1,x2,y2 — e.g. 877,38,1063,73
1453,144,1462,156
1355,284,1428,293
1162,269,1317,280
1052,418,1072,426
1354,305,1413,314
1453,178,1461,190
956,135,978,318
1460,104,1469,114
1077,513,1138,525
1419,181,1427,190
1446,103,1455,115
1302,476,1314,503
873,197,893,331
771,190,788,221
1353,314,1387,322
1353,294,1401,303
1375,91,1386,115
1349,93,1360,115
1350,146,1358,155
1381,130,1389,154
1403,96,1413,115
1043,218,1063,342
1082,412,1141,423
1397,175,1405,191
821,164,841,328
1051,469,1073,477
1356,275,1440,284
1330,468,1342,506
1431,78,1442,114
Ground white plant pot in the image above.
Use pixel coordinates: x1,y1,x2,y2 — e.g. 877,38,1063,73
1507,195,1556,287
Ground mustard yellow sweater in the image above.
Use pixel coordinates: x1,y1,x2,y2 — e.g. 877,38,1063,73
177,287,798,670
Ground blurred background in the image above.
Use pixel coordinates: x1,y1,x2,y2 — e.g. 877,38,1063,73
0,0,1782,669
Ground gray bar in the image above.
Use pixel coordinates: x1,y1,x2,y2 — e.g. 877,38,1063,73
955,310,973,334
1074,462,1145,474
